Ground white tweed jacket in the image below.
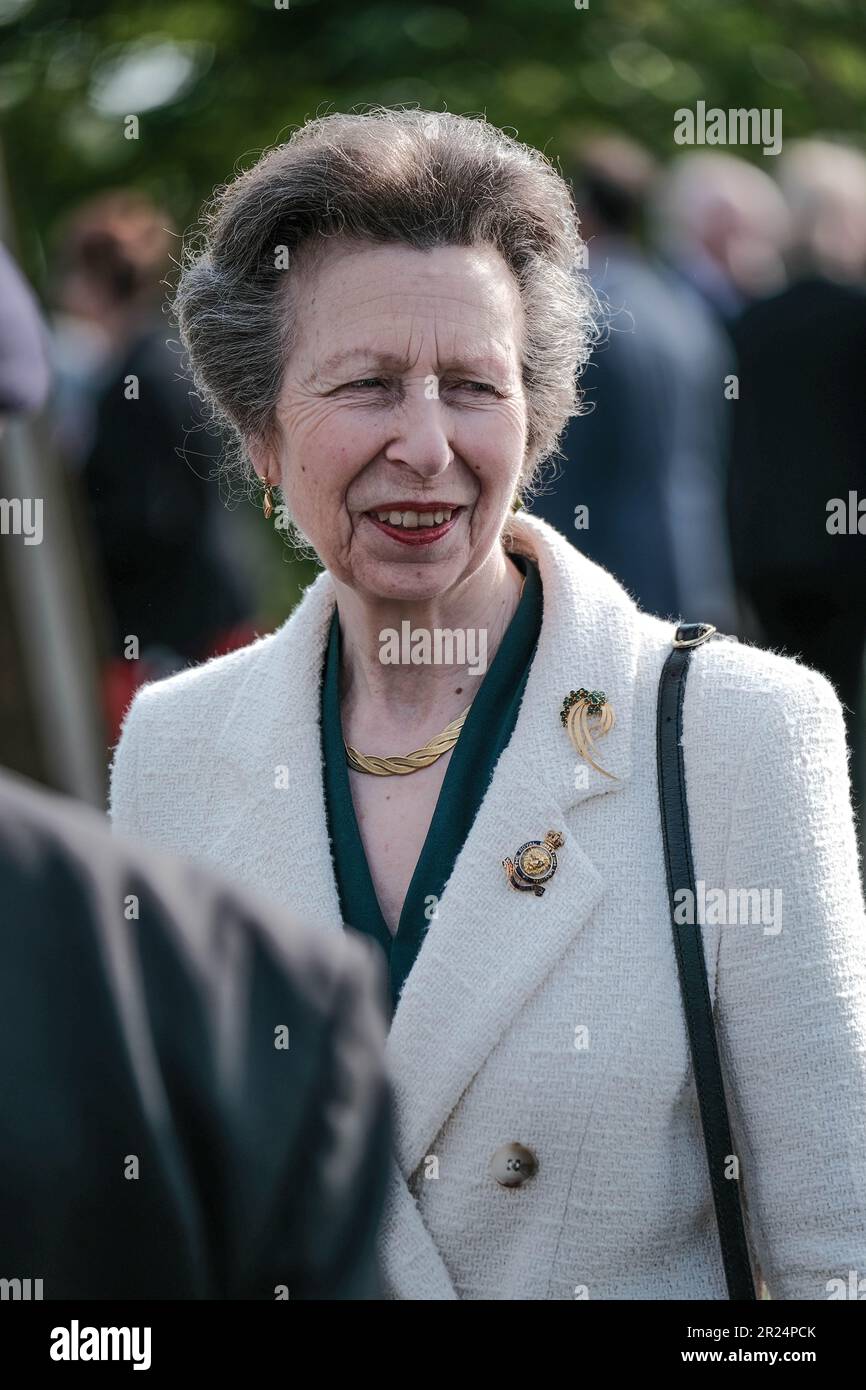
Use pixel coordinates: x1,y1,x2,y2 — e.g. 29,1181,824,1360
110,512,866,1301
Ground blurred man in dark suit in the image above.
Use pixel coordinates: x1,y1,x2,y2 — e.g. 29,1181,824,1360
728,141,866,811
0,768,391,1299
531,136,737,631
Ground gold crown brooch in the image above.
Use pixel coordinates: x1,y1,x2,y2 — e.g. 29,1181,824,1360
503,830,565,896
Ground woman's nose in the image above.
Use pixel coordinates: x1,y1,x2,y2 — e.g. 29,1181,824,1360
382,392,454,477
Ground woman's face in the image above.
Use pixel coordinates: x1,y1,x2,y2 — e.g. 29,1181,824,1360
258,240,528,601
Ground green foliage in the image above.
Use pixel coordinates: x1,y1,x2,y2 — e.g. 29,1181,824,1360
2,0,864,284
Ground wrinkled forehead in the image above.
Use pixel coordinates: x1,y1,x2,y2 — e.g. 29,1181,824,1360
285,238,525,372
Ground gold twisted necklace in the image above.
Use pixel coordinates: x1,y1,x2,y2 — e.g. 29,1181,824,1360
345,705,472,776
344,569,526,777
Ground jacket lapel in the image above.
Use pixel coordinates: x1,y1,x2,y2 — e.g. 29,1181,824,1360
385,514,643,1180
205,568,346,934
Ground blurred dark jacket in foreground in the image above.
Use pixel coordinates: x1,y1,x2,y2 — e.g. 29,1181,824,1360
0,769,391,1299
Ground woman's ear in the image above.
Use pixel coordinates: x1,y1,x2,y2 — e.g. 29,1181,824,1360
247,435,275,485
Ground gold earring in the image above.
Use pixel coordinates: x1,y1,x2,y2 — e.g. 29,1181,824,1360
511,493,523,514
262,479,274,520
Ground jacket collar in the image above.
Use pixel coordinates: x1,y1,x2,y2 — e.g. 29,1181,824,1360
210,514,643,1175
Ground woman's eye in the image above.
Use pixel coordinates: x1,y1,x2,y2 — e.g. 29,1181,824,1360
450,380,499,395
346,377,386,389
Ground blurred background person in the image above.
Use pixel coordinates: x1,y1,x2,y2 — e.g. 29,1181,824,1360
651,152,791,328
727,140,866,814
50,191,258,743
530,134,738,632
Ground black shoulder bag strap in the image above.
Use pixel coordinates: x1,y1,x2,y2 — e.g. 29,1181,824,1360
656,622,756,1301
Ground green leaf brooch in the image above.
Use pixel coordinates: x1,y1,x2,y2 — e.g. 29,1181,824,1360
559,688,616,779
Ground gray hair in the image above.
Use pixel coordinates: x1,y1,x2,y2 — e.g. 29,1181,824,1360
173,106,596,500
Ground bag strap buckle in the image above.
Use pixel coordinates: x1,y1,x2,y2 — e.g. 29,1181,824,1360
672,622,717,649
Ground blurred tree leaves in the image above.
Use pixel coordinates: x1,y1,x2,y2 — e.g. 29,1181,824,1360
2,0,864,282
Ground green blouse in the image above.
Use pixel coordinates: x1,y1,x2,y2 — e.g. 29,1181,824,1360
320,552,543,1017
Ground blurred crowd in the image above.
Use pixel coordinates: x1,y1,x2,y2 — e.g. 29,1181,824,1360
530,134,866,811
2,134,865,803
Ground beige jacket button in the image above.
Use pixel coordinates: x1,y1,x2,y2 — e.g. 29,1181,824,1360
490,1142,538,1188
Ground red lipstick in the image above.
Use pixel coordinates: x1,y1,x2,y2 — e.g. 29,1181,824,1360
365,504,463,546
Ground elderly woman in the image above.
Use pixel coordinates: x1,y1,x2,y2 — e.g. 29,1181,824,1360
110,108,866,1301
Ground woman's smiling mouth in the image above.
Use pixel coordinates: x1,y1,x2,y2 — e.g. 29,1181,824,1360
366,504,463,545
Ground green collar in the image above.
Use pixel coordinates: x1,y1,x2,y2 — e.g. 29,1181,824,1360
320,552,543,1015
